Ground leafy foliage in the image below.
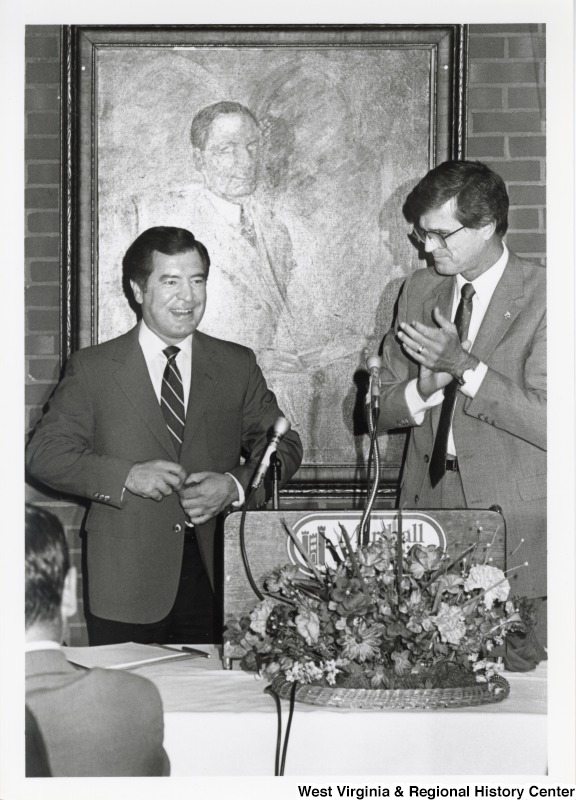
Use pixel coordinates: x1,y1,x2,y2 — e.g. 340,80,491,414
225,533,525,689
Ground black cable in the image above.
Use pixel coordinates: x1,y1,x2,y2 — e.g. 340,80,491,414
264,681,298,776
239,487,264,601
264,686,282,776
279,682,298,776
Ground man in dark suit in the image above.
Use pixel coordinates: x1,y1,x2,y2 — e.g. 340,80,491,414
25,504,170,777
26,226,303,645
375,161,546,646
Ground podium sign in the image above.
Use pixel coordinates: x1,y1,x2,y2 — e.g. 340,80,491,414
223,508,505,625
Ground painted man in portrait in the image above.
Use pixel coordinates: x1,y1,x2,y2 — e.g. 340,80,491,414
134,101,302,377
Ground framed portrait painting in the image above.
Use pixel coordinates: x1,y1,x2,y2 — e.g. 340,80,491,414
64,24,467,502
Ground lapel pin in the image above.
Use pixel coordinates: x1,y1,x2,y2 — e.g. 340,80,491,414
504,311,511,319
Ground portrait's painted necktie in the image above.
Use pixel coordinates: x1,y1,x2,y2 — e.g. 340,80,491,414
161,346,186,456
240,206,257,248
429,282,476,487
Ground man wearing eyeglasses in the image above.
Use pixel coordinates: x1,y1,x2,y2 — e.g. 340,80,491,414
377,160,546,653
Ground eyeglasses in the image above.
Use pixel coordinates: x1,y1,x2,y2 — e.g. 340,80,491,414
411,224,466,249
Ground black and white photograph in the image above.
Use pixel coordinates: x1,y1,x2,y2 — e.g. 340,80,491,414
2,0,574,797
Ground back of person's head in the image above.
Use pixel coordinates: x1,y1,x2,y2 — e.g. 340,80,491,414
25,504,70,632
403,160,509,237
122,226,210,303
190,101,258,151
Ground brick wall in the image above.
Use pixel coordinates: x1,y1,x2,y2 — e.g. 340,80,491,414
24,24,547,645
467,24,546,263
25,26,89,645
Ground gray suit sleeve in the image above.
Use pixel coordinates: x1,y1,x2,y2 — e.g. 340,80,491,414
26,353,133,507
464,311,547,451
377,278,422,432
228,348,303,501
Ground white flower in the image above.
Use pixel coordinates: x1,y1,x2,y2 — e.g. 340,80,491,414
434,603,466,645
285,660,323,685
473,658,505,683
249,598,276,635
285,661,303,682
464,564,510,609
295,609,320,645
303,662,323,682
322,660,341,686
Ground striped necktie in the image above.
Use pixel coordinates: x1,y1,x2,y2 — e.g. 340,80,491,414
429,282,476,487
161,346,186,456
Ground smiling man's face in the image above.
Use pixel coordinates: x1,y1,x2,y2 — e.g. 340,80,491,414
131,249,207,344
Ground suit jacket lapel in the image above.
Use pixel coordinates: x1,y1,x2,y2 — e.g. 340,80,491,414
422,276,453,438
472,256,525,362
182,332,220,452
421,274,454,326
415,276,453,436
112,326,176,458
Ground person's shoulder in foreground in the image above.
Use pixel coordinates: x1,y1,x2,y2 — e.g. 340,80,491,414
24,503,170,777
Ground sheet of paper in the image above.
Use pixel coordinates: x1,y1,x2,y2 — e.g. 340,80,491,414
62,642,205,670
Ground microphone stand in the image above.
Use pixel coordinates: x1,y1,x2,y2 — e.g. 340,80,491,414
240,429,287,601
358,404,381,546
270,452,281,510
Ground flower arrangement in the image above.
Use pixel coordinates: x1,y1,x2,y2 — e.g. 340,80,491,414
225,522,526,691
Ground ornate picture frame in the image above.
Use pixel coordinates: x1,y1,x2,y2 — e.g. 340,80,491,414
62,24,467,503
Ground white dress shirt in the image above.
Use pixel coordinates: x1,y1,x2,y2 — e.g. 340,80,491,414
205,189,243,227
405,245,509,457
137,321,244,505
138,321,193,408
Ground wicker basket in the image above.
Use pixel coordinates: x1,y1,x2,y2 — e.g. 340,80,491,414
270,674,510,709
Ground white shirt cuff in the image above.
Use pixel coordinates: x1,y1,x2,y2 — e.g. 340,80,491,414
459,361,488,398
225,472,245,507
405,379,443,424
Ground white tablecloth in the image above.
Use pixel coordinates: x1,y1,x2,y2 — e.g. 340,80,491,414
133,649,547,777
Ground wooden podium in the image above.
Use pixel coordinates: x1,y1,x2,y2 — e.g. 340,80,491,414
223,508,505,663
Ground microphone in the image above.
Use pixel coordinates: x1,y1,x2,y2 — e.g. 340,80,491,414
250,417,291,490
366,354,382,412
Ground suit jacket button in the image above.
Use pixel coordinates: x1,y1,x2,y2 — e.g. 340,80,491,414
424,455,429,463
93,492,99,498
104,495,110,502
414,495,419,503
173,523,182,533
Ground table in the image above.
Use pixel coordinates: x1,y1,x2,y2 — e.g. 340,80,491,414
133,649,547,776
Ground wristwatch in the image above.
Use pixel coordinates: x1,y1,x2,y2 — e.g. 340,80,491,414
454,354,480,386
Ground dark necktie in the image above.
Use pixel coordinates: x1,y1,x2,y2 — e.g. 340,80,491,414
429,282,476,487
161,346,186,456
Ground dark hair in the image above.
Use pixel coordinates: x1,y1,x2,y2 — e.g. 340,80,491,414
25,504,70,629
402,160,509,237
190,101,259,151
122,226,211,302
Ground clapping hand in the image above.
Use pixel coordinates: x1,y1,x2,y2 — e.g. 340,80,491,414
397,308,471,398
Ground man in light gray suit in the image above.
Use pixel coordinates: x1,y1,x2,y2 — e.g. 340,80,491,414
376,161,546,645
25,504,170,777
